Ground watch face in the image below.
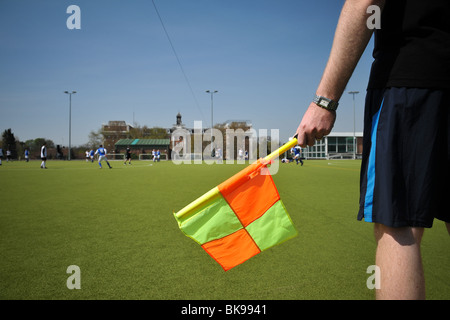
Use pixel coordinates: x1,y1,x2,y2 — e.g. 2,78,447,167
319,99,329,107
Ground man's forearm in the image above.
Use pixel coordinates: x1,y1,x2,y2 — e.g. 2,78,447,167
316,0,385,102
296,0,385,147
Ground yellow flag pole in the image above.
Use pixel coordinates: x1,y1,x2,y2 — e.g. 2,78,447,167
174,187,221,221
263,137,298,164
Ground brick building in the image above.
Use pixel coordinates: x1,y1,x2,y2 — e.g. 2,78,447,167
101,121,133,153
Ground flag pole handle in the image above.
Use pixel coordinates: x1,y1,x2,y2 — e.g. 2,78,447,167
263,136,298,164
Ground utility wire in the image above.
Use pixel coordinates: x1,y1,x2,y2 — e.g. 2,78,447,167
151,0,207,125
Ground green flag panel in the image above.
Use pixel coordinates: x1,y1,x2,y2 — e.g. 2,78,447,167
179,196,242,245
245,200,297,251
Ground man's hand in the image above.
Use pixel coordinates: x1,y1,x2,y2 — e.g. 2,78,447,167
296,102,336,147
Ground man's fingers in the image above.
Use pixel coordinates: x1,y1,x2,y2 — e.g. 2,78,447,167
296,131,307,148
307,133,316,147
296,133,304,148
297,131,316,148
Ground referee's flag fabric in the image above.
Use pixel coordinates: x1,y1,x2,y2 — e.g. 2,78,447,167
173,139,298,271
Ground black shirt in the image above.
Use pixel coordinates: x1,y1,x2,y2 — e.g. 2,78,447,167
368,0,450,89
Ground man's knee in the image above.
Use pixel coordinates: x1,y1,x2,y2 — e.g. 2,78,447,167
374,223,424,246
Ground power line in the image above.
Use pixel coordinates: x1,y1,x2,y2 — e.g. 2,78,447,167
151,0,207,124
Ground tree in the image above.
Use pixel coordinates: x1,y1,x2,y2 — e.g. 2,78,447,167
24,138,55,150
147,127,169,139
127,126,169,139
87,129,102,149
1,128,18,159
22,138,55,159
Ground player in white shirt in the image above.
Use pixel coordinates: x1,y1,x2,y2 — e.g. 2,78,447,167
238,148,244,160
94,144,112,169
40,143,47,169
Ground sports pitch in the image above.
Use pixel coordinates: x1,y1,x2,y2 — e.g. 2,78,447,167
1,159,449,300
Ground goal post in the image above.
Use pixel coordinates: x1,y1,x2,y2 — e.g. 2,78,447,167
104,153,125,161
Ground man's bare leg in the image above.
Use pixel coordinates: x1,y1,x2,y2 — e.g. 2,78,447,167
374,223,425,300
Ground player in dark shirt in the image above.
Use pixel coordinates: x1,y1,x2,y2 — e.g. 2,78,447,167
124,147,132,165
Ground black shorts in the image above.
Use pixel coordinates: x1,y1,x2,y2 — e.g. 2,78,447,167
358,87,450,228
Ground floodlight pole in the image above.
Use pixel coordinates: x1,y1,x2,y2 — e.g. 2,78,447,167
64,90,77,160
348,91,359,160
206,90,218,157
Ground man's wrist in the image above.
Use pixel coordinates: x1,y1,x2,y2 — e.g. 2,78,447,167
313,94,339,111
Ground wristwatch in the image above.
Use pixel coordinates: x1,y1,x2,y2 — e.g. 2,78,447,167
313,95,339,111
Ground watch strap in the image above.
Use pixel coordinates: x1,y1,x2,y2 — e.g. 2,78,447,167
313,95,339,111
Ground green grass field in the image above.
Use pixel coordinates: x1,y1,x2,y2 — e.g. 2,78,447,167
1,159,449,300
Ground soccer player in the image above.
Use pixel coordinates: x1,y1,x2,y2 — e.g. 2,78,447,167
291,146,303,166
40,142,47,169
295,0,449,299
216,148,223,162
0,147,3,165
89,149,95,163
124,147,131,165
94,144,112,169
24,149,29,162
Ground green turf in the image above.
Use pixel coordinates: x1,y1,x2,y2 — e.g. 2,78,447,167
0,159,449,300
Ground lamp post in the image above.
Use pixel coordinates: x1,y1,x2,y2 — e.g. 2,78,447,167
348,91,359,160
64,91,76,160
206,90,218,157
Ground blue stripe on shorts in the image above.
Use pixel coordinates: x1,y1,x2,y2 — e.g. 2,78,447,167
363,98,384,223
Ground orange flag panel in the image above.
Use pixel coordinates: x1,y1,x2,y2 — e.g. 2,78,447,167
220,170,280,227
201,229,261,271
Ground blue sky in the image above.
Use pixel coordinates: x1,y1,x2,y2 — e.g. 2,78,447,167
0,0,373,146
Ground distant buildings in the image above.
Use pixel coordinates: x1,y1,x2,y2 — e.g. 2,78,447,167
301,132,363,159
101,115,362,161
101,120,133,154
104,114,255,160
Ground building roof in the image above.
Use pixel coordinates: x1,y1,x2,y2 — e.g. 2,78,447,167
115,139,170,147
327,131,363,137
